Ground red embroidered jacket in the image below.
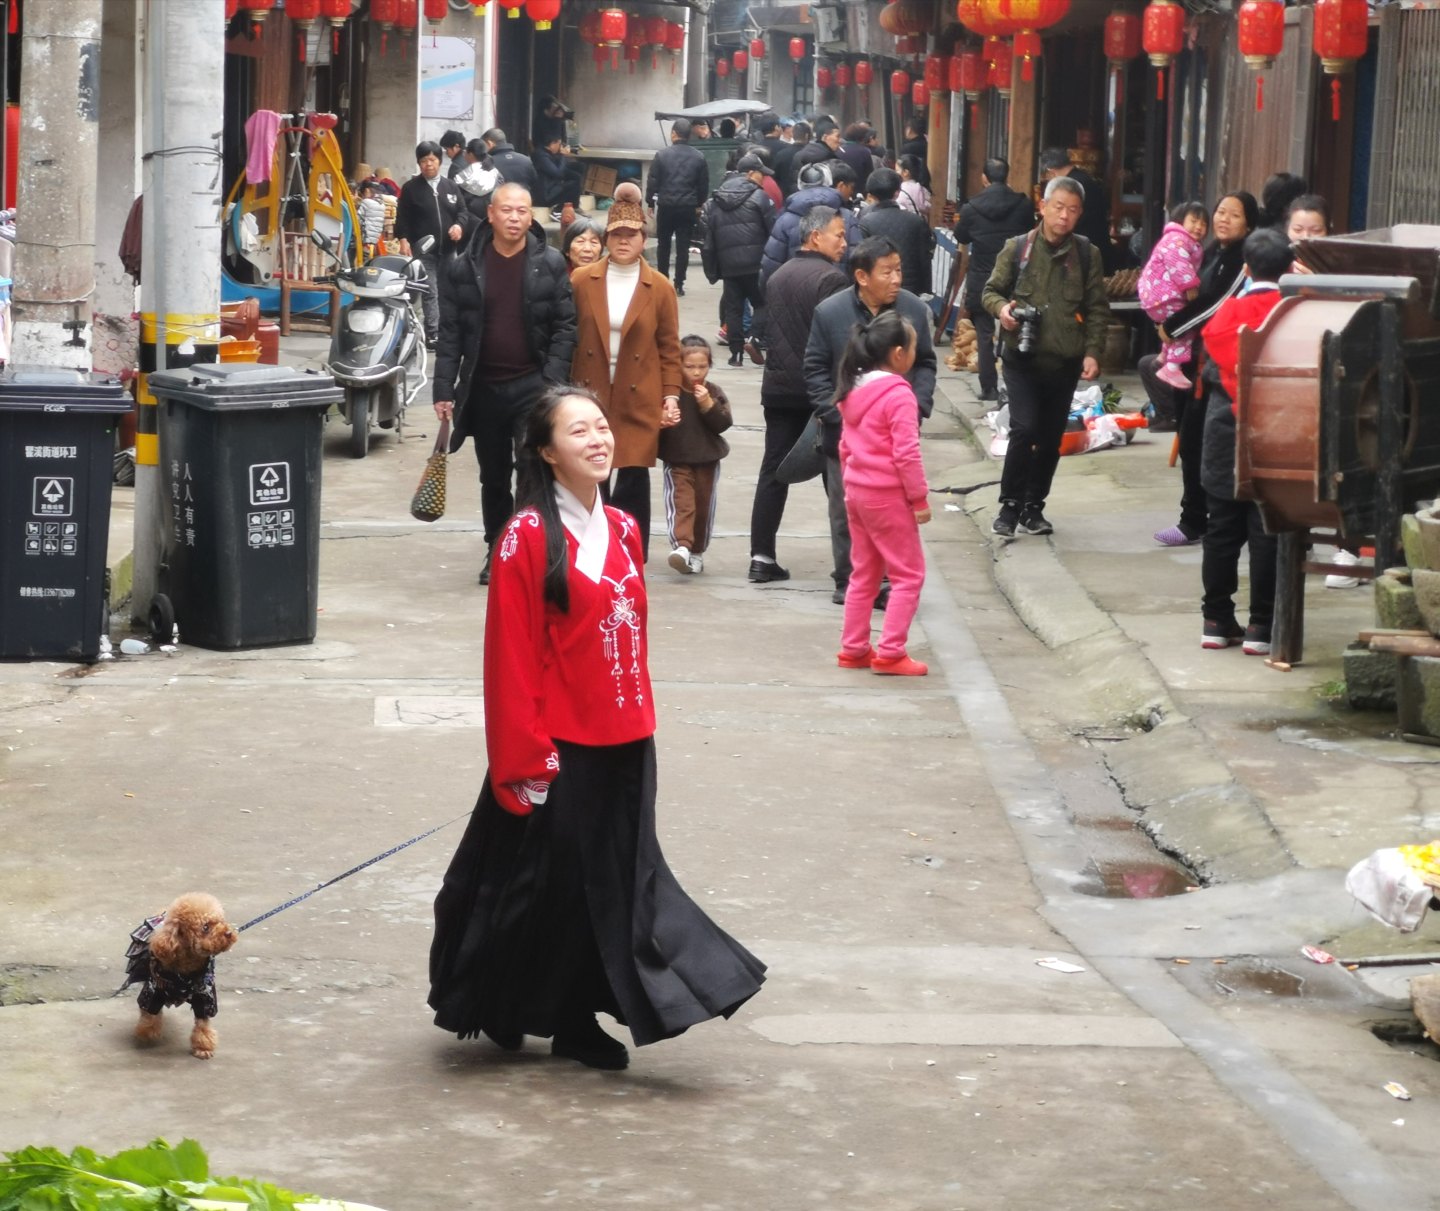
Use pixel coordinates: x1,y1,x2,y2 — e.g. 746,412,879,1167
484,505,656,814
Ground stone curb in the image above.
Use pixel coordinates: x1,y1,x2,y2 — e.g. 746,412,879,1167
933,375,1295,883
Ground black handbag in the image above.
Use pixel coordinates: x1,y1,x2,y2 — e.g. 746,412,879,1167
775,412,826,485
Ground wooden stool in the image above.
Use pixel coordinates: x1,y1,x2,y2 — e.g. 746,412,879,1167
278,278,341,337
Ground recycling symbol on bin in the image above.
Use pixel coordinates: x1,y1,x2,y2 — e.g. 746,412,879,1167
32,476,73,518
248,462,291,506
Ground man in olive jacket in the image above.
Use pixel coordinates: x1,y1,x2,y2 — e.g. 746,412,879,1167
982,176,1110,538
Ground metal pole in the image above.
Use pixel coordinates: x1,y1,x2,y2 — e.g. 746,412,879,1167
0,0,10,212
132,0,224,623
12,0,103,367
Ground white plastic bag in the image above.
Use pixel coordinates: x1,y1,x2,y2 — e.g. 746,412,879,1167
1084,413,1125,452
1345,848,1434,933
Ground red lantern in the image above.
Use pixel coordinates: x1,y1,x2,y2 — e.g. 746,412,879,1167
953,48,986,97
526,0,560,31
244,0,275,35
879,0,933,37
855,59,874,90
890,68,911,96
996,0,1068,25
498,0,524,17
1314,0,1367,120
396,0,419,39
287,0,319,62
912,79,929,107
1103,9,1141,66
1013,29,1041,79
1142,0,1184,98
957,0,1016,69
716,56,729,79
816,64,833,90
989,39,1014,96
625,22,645,73
924,53,947,93
750,37,765,61
733,48,749,73
1237,0,1283,110
598,7,626,68
665,21,685,73
371,0,397,52
835,62,852,88
789,36,806,63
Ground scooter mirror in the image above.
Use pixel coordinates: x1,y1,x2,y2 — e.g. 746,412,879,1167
309,229,333,252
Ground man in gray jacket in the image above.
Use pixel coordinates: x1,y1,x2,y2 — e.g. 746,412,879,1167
804,235,936,602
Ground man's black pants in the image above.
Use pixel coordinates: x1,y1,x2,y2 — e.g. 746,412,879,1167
965,289,999,398
655,205,696,288
748,402,813,560
1139,352,1207,539
722,274,766,354
469,371,545,547
999,357,1082,507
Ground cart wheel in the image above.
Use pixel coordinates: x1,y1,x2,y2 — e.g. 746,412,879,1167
349,389,371,459
148,593,175,646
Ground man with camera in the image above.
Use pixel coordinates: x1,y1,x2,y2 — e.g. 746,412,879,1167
982,176,1110,537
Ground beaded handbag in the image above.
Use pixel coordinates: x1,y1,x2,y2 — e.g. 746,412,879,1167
409,418,450,522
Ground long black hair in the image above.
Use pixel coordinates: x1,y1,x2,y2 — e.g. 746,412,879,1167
833,311,916,404
513,384,607,613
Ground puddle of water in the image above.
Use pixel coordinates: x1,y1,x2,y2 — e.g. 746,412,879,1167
1215,959,1305,998
1084,861,1194,899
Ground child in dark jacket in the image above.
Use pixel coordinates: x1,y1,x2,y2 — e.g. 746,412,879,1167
661,336,733,575
1197,227,1288,656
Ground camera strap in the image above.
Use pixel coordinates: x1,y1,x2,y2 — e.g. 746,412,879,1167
1012,228,1093,301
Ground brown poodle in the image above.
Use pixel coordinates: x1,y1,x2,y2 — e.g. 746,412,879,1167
124,892,238,1059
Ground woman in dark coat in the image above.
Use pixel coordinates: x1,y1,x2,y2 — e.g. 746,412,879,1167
1144,190,1259,547
428,386,765,1069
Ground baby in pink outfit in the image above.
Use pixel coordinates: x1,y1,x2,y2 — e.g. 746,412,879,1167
1138,202,1209,391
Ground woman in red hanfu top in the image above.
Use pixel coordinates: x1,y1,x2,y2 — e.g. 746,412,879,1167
428,385,765,1069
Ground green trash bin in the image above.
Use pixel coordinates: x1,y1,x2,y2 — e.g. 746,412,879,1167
146,362,343,649
0,366,130,661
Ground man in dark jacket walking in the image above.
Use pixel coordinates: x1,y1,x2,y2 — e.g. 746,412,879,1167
394,140,475,345
837,123,877,183
702,156,776,367
646,118,710,295
805,235,937,601
748,206,850,583
481,128,538,195
432,182,576,584
858,168,935,296
774,120,811,196
953,157,1034,400
793,118,841,182
760,162,861,282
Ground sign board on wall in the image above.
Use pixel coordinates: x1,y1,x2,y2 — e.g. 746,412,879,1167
421,36,476,122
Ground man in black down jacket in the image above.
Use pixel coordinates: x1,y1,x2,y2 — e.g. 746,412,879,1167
433,182,576,583
760,162,861,283
792,118,841,183
481,128,538,195
394,140,476,345
858,168,935,296
748,206,850,583
645,118,710,296
953,157,1034,400
702,156,776,367
804,236,936,601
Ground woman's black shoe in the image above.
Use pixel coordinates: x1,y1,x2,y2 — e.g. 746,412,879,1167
552,1016,629,1070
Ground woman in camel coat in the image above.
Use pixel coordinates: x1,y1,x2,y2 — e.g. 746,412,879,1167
570,190,683,559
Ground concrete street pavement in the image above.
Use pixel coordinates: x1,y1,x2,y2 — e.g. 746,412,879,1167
0,273,1435,1209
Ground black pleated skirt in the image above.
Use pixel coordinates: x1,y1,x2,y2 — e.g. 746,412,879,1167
428,737,766,1047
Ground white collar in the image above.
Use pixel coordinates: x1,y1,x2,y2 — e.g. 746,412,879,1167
554,482,609,583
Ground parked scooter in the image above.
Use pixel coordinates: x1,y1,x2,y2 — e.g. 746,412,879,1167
309,230,433,458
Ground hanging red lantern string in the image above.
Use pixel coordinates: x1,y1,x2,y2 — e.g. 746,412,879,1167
816,63,833,90
716,55,729,79
526,0,560,33
1313,0,1368,121
1013,29,1041,80
956,0,1018,69
835,61,852,88
733,47,749,74
789,36,806,63
996,0,1070,82
750,36,765,61
1237,0,1284,111
989,39,1014,96
1103,9,1141,71
319,0,348,54
424,0,450,46
1142,0,1184,100
644,17,668,69
598,7,626,69
912,79,929,107
287,0,319,63
625,22,645,74
371,0,397,54
665,21,685,74
855,58,874,97
498,0,524,18
244,0,275,38
395,0,419,54
890,68,911,97
924,53,947,94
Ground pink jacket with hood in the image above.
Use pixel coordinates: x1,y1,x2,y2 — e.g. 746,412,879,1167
837,371,929,508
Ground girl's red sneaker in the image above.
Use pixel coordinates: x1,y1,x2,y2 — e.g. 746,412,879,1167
837,647,875,669
872,654,928,677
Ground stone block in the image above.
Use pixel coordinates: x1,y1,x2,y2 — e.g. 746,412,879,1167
1417,506,1440,572
1412,568,1440,634
1413,972,1440,1041
1401,512,1426,571
1343,644,1397,711
1397,654,1440,739
1376,572,1424,631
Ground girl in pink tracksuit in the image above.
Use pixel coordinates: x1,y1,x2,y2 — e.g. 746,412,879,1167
1138,201,1209,390
834,312,932,677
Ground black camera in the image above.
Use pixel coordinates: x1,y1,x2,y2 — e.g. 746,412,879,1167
1010,303,1042,357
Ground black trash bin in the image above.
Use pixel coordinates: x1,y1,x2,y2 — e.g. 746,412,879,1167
0,366,130,661
146,363,343,649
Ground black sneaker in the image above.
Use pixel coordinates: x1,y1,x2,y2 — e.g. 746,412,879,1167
1201,617,1244,650
478,550,493,586
1242,624,1272,656
747,558,790,583
727,351,745,368
1018,504,1053,535
993,501,1020,537
552,1015,629,1070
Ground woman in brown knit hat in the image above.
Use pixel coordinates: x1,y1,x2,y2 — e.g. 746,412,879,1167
568,182,683,559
